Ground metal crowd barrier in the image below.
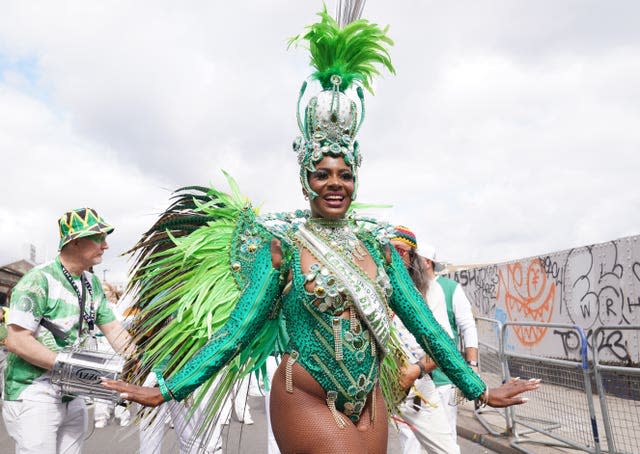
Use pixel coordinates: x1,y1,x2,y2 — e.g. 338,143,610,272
592,326,640,454
471,319,640,453
502,322,602,453
474,317,511,436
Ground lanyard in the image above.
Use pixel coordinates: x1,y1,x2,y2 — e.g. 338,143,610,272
59,263,96,334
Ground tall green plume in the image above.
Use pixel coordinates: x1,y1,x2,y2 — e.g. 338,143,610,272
289,6,395,93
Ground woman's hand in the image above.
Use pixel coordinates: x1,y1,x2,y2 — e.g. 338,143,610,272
398,363,421,391
487,377,541,408
101,378,166,407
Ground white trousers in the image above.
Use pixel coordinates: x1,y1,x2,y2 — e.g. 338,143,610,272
2,398,87,454
139,373,231,454
94,400,130,425
397,379,459,454
263,356,280,454
231,375,252,423
436,384,458,438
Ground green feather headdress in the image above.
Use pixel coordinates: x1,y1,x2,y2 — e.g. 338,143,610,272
290,5,395,200
289,5,395,93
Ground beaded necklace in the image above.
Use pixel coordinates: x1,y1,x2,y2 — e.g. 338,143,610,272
306,217,366,262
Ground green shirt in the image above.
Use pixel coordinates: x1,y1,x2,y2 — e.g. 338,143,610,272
3,257,116,402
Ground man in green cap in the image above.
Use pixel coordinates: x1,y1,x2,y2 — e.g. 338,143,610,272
2,208,133,454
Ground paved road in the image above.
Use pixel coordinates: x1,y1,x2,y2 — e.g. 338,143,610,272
1,396,497,453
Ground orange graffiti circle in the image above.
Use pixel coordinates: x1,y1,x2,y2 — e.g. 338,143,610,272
502,259,556,346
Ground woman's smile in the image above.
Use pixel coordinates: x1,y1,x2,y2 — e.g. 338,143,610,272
307,156,354,219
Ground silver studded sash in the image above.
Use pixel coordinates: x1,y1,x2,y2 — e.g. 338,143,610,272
295,224,390,356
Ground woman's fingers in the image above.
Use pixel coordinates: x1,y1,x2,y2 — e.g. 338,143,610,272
101,378,134,402
488,378,541,407
101,378,135,400
100,378,164,407
100,378,133,393
512,378,541,393
503,377,540,393
100,377,122,391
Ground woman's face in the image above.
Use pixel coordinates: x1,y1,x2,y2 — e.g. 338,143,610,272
307,156,355,219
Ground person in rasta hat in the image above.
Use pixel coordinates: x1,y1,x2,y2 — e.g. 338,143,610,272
2,208,134,454
390,226,481,454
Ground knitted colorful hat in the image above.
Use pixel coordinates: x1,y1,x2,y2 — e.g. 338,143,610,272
290,4,395,200
58,208,114,250
391,225,417,249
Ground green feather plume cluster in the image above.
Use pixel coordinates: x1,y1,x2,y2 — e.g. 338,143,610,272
124,172,285,432
125,172,249,377
289,6,395,93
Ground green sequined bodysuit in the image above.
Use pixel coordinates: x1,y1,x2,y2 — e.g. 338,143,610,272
162,225,486,422
282,244,380,421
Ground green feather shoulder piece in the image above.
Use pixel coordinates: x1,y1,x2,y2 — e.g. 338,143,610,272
124,171,286,387
124,172,292,438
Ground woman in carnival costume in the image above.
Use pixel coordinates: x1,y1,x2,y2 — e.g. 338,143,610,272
103,4,539,453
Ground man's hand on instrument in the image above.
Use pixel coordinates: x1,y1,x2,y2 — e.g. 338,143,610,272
100,378,165,407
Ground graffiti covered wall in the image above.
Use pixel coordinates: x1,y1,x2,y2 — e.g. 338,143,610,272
453,235,640,364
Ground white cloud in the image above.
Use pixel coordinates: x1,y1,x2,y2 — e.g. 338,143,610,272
1,1,639,284
0,84,170,282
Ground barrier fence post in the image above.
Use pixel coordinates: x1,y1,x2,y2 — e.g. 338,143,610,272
592,325,640,454
502,321,602,454
577,325,601,454
474,317,511,435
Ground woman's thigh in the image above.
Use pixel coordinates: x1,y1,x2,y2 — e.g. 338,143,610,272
269,359,387,454
354,385,388,454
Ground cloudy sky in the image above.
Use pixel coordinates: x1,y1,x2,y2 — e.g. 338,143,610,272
1,1,639,284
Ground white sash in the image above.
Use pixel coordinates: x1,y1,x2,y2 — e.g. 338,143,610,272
295,224,390,356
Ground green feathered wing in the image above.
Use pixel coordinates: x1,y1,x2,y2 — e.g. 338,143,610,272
125,171,287,434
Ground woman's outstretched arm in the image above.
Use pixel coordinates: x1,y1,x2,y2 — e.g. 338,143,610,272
102,239,284,405
386,246,539,405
